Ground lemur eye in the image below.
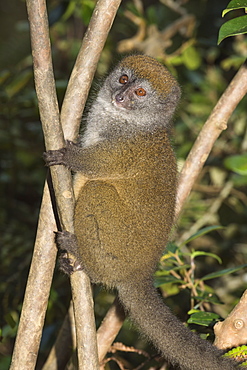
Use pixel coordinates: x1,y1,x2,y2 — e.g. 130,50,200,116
119,74,128,84
135,88,146,97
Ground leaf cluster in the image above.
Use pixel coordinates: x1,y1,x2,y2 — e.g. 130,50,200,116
156,227,247,329
218,0,247,44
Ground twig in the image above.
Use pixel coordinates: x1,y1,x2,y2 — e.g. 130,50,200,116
42,302,76,370
97,298,126,363
178,180,234,244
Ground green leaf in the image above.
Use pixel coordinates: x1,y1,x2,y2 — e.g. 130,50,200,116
192,294,223,305
166,242,180,254
218,15,247,44
201,264,247,281
224,154,247,175
154,275,184,287
221,55,246,70
81,0,95,25
180,226,224,246
190,251,222,264
5,70,32,98
0,70,10,85
62,0,77,20
157,264,191,273
231,174,247,186
182,46,202,70
224,345,247,363
222,0,247,17
0,356,11,369
146,5,157,24
188,311,220,326
4,313,17,329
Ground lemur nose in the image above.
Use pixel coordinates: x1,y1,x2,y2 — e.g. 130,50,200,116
115,93,124,102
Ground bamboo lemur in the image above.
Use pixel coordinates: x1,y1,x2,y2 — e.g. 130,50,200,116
44,55,238,369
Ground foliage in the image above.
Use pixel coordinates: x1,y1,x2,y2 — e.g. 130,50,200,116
0,0,247,368
155,227,247,329
224,154,247,175
224,345,247,366
218,0,247,44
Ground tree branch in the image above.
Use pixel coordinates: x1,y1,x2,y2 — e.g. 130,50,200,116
10,183,57,370
214,289,247,349
97,298,126,363
42,302,77,370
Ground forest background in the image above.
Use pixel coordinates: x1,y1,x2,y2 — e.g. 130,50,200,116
0,0,247,369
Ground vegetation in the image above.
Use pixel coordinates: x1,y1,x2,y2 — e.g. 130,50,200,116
0,0,247,368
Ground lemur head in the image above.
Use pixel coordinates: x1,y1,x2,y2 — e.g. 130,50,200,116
83,55,181,145
97,55,181,127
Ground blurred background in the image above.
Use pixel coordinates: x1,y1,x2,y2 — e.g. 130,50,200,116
0,0,247,368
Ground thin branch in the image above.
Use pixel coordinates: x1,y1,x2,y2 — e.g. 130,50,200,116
10,0,64,367
178,180,234,244
176,62,247,218
43,298,126,369
42,302,76,370
10,183,57,370
97,298,126,363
